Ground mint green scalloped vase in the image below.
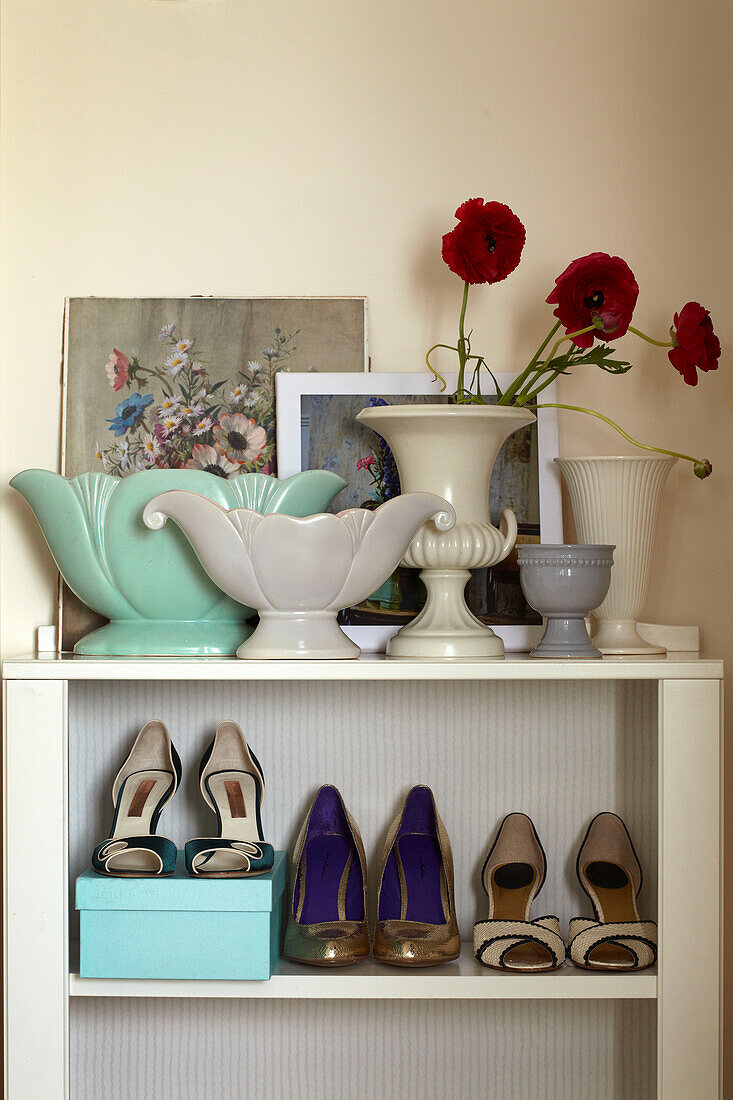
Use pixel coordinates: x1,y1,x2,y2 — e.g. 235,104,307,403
10,468,346,656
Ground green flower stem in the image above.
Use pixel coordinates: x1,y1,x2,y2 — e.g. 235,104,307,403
499,321,561,405
508,325,598,406
456,281,471,401
531,402,706,469
627,325,673,349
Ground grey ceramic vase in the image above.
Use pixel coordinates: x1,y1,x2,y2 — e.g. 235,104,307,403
517,545,615,659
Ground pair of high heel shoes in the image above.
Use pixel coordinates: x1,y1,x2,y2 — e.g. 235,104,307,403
473,812,657,973
92,720,273,878
284,785,461,967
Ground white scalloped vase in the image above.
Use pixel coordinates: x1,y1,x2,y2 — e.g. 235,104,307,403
356,404,536,658
555,456,676,655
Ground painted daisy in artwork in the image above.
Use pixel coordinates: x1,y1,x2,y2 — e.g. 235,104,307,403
247,360,263,373
193,416,214,436
158,322,176,341
94,442,111,470
157,396,181,416
116,440,131,467
213,413,267,465
159,414,183,436
191,360,207,375
173,338,194,355
229,385,246,403
165,351,189,376
186,443,239,478
140,432,161,462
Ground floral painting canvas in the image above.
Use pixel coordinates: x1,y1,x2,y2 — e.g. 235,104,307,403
60,296,367,649
63,297,367,478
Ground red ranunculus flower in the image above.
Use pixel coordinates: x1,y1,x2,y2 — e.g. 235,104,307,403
546,253,639,348
441,198,526,285
668,302,720,386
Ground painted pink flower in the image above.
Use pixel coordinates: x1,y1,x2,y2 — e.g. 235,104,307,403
105,349,130,391
185,443,239,478
213,413,267,464
356,456,376,471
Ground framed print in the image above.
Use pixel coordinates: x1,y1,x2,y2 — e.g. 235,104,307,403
276,371,562,653
59,296,368,652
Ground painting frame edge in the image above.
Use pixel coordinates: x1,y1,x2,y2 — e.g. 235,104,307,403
275,370,563,653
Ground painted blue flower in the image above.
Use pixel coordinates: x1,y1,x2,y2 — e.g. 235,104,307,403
107,392,154,436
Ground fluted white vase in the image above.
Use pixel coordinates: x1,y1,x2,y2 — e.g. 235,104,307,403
555,456,676,655
356,404,535,658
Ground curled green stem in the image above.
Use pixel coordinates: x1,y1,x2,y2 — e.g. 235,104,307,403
530,402,712,478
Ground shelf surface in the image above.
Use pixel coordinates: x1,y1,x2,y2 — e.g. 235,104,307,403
69,947,657,999
3,651,723,681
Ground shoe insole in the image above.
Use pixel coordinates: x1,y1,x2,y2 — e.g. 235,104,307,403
379,835,446,924
297,835,363,924
109,769,171,873
197,772,260,873
491,862,551,970
583,860,639,968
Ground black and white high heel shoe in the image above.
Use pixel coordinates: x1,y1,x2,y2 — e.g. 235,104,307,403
91,720,181,877
185,721,274,877
473,813,566,972
568,812,657,971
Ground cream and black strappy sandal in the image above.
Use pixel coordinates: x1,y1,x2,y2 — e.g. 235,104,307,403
184,720,274,877
473,813,566,972
568,812,657,971
91,720,181,877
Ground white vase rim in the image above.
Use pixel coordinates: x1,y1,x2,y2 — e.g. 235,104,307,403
554,454,678,464
358,404,535,423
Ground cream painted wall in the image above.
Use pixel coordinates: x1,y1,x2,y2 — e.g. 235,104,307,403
2,0,731,1083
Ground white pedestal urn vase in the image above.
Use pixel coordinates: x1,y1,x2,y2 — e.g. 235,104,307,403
356,405,536,658
554,455,677,655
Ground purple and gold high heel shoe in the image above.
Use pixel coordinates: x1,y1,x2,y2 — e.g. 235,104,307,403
284,786,370,966
373,786,461,967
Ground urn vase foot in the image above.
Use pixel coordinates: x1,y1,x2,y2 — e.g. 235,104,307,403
387,570,505,659
592,618,666,656
237,611,360,660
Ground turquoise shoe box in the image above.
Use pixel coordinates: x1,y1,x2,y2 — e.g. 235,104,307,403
76,850,286,980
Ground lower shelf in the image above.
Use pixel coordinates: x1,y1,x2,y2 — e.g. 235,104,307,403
69,945,657,1000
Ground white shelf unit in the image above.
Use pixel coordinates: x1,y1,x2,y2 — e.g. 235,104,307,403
70,946,657,1000
3,653,723,1099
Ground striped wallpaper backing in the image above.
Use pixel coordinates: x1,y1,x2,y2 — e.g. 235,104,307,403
69,678,657,1098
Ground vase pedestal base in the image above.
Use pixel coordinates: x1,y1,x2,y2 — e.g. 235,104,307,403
592,618,667,656
74,619,251,657
237,611,360,660
531,616,602,659
387,569,505,660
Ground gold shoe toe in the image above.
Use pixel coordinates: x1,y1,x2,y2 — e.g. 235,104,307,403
373,918,461,967
284,920,370,967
